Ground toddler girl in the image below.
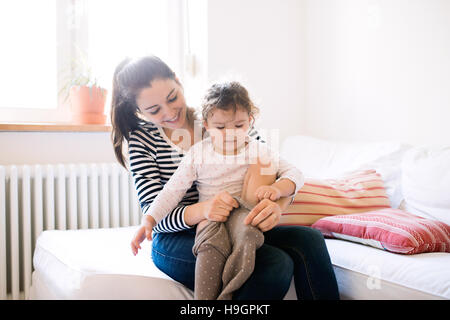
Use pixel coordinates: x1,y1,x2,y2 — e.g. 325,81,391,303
140,81,304,300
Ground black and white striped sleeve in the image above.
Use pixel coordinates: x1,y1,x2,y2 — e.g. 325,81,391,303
128,131,194,233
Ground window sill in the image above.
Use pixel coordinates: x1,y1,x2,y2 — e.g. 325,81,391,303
0,122,112,132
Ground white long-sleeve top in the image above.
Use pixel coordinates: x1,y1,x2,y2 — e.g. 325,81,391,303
147,136,304,224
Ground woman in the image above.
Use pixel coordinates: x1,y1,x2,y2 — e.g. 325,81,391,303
110,55,340,300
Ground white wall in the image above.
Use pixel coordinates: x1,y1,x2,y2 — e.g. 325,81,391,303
0,132,116,165
206,0,306,146
303,0,450,145
3,0,450,166
2,0,306,165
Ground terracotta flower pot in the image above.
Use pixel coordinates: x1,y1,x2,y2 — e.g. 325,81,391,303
69,85,107,124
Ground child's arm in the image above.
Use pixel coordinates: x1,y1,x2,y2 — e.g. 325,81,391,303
141,151,197,237
255,156,304,202
255,178,296,201
148,151,197,223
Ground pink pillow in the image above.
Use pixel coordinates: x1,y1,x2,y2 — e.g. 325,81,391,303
311,208,450,254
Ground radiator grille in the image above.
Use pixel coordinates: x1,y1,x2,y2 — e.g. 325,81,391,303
0,163,142,300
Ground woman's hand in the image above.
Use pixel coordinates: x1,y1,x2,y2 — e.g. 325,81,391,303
131,215,156,256
202,191,240,222
243,198,282,232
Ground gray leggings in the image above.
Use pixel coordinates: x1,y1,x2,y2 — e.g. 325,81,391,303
192,197,264,300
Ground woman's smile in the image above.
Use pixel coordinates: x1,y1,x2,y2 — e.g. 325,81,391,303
164,109,181,124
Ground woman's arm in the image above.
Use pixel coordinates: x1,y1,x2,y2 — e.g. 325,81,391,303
145,150,197,224
138,151,198,238
128,132,196,233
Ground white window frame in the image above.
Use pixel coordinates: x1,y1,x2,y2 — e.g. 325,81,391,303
0,0,73,123
0,0,187,124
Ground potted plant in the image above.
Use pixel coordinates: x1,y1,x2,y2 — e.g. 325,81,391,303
60,49,107,125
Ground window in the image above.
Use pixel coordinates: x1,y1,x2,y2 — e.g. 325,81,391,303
0,0,185,124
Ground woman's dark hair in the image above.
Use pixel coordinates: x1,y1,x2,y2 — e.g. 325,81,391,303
201,81,259,122
111,56,177,168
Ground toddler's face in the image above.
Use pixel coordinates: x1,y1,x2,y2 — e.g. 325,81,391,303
204,106,253,154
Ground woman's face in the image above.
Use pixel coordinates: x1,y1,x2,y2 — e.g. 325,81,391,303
135,78,188,130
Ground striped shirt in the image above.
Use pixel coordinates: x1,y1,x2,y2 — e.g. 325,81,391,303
128,120,265,233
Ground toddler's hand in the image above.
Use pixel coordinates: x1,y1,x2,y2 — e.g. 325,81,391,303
255,185,282,202
131,215,156,256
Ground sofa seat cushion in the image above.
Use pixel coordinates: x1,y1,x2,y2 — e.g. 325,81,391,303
30,226,298,300
31,227,194,299
325,238,450,299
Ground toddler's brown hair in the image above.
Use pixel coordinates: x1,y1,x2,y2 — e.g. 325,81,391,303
201,81,260,121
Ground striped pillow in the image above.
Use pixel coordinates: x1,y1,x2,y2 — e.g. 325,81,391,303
279,170,391,226
311,209,450,254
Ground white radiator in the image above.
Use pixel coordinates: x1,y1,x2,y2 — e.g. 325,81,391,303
0,163,142,300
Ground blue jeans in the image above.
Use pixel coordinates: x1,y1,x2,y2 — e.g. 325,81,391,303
151,225,340,300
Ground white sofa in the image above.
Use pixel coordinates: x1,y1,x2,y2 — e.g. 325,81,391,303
280,135,450,300
29,135,450,300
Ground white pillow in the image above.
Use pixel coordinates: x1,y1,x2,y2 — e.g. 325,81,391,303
402,146,450,225
355,144,411,209
281,135,411,208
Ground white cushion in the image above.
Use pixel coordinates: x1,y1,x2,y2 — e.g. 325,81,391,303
325,239,450,299
281,135,411,208
402,146,450,225
30,226,298,300
31,227,194,299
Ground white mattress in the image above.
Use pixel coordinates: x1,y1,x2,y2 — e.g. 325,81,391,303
29,226,297,300
325,239,450,300
29,226,449,300
30,227,193,299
